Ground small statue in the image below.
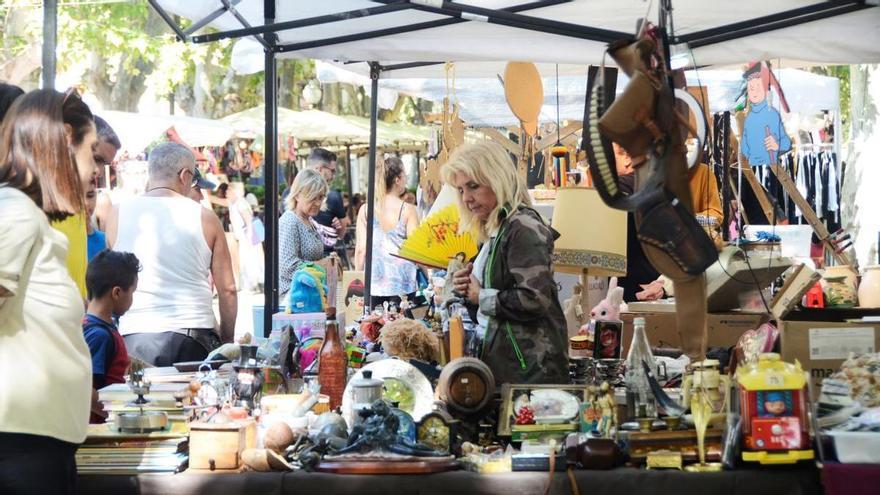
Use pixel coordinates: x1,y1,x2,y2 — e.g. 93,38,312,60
442,253,467,301
334,400,447,457
596,382,618,439
399,294,414,319
590,277,627,322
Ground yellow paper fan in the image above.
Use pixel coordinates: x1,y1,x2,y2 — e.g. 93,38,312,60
396,204,478,269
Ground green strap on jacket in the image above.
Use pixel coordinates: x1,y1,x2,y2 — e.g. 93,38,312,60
483,223,527,371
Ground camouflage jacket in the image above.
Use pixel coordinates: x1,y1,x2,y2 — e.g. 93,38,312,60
469,206,569,386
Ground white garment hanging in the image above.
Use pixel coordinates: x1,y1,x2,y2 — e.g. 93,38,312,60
827,152,839,214
795,151,809,219
814,153,824,219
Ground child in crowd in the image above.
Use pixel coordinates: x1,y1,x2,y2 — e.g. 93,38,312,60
85,183,106,261
83,250,141,423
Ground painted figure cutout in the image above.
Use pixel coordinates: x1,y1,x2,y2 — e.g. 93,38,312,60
739,62,791,166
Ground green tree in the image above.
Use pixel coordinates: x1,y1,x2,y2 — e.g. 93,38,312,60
59,2,167,111
810,65,851,142
0,4,41,86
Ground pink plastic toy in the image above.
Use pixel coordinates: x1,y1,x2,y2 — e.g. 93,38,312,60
590,277,626,321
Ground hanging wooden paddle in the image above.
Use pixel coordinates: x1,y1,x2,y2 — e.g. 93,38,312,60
504,62,543,127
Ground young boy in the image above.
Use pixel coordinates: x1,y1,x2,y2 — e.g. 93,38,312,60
83,250,140,423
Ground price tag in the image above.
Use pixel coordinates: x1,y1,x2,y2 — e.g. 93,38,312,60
765,372,784,387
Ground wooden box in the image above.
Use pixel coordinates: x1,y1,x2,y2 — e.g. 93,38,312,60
624,429,723,465
188,420,256,471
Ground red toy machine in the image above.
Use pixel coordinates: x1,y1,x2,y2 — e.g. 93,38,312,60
736,353,814,464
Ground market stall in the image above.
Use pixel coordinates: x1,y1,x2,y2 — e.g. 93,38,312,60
147,0,880,323
75,2,880,494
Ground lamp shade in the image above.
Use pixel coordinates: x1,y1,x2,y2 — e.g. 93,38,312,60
550,187,627,277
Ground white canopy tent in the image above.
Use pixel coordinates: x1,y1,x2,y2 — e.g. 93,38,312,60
147,0,879,333
101,110,235,156
154,1,879,71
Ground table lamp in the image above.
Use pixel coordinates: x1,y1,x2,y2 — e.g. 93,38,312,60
551,187,627,279
551,187,627,339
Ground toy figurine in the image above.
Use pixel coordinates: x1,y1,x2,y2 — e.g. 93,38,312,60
736,353,813,464
596,382,618,439
680,360,730,427
684,389,722,472
579,385,601,433
760,391,789,417
590,277,626,322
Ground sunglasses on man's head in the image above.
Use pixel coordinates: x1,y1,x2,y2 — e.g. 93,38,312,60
180,167,199,188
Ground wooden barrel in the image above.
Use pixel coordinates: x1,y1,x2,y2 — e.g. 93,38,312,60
436,357,495,416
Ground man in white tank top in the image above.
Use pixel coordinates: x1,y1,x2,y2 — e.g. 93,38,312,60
105,143,237,366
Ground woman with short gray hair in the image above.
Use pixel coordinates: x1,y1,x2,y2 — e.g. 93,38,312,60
279,168,328,303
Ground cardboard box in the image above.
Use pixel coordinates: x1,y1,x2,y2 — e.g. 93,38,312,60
621,311,766,355
706,313,767,349
780,309,880,393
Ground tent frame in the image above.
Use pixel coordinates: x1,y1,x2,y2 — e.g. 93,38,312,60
146,0,870,336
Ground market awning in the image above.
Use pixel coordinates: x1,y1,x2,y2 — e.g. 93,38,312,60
152,0,879,72
342,115,431,144
101,110,235,156
221,105,374,144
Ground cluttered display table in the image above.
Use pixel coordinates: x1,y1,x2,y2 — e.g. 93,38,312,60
73,295,875,495
78,465,823,495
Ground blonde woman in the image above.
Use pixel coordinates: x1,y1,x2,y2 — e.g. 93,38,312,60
446,141,568,385
354,155,419,308
279,168,328,300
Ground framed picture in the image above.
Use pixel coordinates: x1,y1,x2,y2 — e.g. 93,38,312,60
342,270,365,325
497,384,590,437
593,320,622,360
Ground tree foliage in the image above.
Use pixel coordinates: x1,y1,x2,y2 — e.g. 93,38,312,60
1,2,429,124
810,65,851,142
0,4,41,84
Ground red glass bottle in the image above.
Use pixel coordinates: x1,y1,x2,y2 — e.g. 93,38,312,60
318,315,348,410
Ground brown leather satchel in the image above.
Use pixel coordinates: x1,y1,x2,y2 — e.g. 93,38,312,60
635,184,718,275
583,60,717,275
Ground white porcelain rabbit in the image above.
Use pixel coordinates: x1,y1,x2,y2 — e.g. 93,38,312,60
590,277,627,321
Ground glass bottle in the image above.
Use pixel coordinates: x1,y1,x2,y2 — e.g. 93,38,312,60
624,317,657,419
318,315,348,410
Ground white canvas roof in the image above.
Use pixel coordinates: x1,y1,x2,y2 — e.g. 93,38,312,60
316,61,839,127
101,110,234,155
154,0,880,75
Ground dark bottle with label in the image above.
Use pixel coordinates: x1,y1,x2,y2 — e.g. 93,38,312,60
318,315,348,410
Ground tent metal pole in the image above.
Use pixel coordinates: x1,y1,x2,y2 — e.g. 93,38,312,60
363,62,381,312
275,0,570,53
262,0,279,338
379,62,443,72
221,0,272,50
678,1,869,49
401,0,630,44
184,1,241,37
146,0,188,41
193,2,413,44
41,0,57,90
345,143,354,223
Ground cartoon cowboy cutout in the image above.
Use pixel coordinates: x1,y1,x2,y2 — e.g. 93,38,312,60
740,62,792,166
